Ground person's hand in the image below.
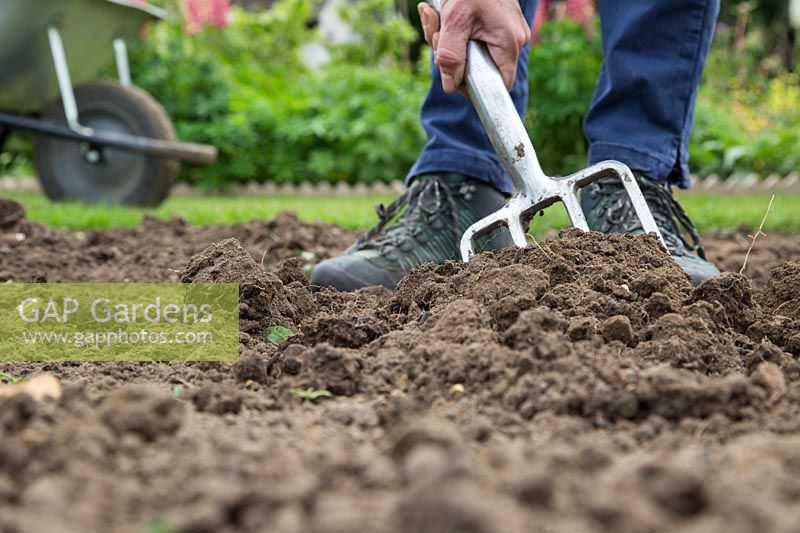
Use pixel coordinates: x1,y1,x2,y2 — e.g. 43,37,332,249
418,0,531,94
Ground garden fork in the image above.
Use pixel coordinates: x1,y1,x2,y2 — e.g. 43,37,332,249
426,0,665,261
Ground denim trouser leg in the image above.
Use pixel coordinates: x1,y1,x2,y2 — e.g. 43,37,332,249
406,0,539,195
585,0,720,188
409,0,719,193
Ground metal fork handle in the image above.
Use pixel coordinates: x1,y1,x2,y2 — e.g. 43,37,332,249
427,0,553,199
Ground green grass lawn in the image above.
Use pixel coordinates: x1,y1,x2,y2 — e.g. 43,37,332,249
5,191,798,236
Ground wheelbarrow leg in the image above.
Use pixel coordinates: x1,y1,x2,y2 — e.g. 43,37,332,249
46,26,94,136
113,39,132,87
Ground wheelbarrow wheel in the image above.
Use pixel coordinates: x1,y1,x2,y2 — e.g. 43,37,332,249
33,81,180,206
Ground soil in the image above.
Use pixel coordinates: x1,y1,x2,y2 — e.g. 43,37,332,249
1,198,800,533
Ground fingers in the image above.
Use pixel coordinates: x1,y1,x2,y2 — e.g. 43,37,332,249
420,0,530,93
435,5,470,93
485,24,530,89
486,42,521,90
419,2,461,94
417,3,439,46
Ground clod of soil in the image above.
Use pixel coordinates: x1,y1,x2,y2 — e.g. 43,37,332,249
180,237,316,349
0,198,25,229
0,394,36,433
191,383,243,414
99,385,184,441
233,352,270,384
758,261,800,319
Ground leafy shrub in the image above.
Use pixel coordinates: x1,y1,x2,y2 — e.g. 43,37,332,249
691,73,800,177
127,0,426,187
331,0,418,66
524,17,800,180
690,24,800,178
524,19,602,175
244,64,426,184
2,1,798,185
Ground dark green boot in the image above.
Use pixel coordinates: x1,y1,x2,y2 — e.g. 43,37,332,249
310,174,513,291
580,173,720,286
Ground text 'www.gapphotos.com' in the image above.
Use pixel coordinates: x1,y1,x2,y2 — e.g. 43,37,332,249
21,329,215,348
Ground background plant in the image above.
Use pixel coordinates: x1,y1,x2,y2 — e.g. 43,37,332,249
1,0,797,184
524,18,602,175
691,21,800,178
127,0,427,188
104,0,800,184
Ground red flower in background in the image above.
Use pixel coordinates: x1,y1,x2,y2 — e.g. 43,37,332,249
533,0,595,40
180,0,231,34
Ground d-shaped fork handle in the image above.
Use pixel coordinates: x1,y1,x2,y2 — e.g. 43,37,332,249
425,0,665,261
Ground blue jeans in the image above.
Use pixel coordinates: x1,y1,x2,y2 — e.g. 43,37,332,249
407,0,721,194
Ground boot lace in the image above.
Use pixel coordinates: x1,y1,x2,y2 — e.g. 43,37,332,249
353,176,475,259
586,177,707,259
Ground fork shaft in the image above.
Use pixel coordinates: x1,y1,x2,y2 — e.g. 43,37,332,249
427,0,552,198
462,41,553,199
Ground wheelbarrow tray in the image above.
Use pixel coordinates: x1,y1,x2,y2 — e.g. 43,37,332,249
0,0,166,114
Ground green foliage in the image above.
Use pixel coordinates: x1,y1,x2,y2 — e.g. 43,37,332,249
332,0,417,66
128,0,425,188
525,19,602,175
129,24,231,125
255,64,426,184
8,190,800,235
266,325,295,345
690,24,800,178
144,517,175,533
0,134,34,177
290,387,333,401
3,1,798,185
171,384,185,398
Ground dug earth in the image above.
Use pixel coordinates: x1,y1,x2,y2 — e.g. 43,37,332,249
1,198,800,532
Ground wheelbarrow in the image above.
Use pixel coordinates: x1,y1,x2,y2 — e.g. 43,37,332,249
0,0,218,206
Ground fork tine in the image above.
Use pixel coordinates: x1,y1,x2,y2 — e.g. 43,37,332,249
563,161,666,248
459,159,666,262
560,190,591,231
459,206,513,261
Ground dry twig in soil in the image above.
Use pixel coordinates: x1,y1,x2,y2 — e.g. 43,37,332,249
740,194,775,275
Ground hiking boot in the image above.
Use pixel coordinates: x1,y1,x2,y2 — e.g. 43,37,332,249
580,173,720,286
310,173,513,291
